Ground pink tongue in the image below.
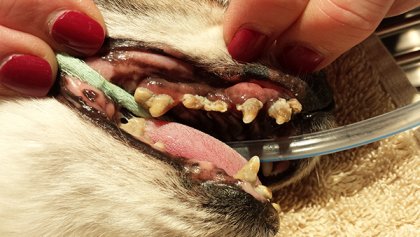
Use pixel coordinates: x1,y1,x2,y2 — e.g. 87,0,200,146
144,120,247,177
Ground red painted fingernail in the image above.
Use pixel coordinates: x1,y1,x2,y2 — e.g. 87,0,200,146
51,11,105,56
278,44,324,74
0,55,53,97
228,28,268,62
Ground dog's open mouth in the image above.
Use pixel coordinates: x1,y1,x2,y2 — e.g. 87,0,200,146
58,39,333,199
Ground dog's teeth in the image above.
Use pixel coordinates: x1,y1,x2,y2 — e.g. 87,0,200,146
203,100,228,112
234,156,260,184
268,98,292,125
147,94,175,117
182,94,205,110
182,94,228,112
255,185,272,200
119,117,146,138
272,203,281,213
134,88,175,117
152,141,165,151
236,98,263,124
261,162,273,177
287,98,302,114
134,87,154,104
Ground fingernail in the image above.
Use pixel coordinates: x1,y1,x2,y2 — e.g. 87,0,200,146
0,55,53,97
228,28,268,62
279,44,324,73
51,11,105,56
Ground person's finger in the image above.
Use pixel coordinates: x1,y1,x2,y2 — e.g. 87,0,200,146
0,0,105,56
387,0,420,17
0,25,56,97
224,0,309,62
271,0,396,73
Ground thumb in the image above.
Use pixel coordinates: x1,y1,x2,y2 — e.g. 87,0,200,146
224,0,308,62
273,0,395,73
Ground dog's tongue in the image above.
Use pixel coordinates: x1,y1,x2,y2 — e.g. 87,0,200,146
143,120,247,177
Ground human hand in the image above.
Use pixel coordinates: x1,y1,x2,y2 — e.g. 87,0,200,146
224,0,420,73
0,0,105,97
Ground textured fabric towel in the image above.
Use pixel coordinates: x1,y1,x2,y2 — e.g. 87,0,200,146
274,36,420,236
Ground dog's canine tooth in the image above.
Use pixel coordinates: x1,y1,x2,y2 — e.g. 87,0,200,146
147,94,175,117
287,98,302,114
234,156,260,184
255,185,273,200
182,94,206,110
261,162,273,177
268,98,292,125
236,98,263,124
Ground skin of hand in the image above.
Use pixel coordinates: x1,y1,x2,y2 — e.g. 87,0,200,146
224,0,420,73
0,0,105,97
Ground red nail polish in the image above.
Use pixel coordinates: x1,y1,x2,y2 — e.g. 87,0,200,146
0,55,53,97
228,28,267,62
279,44,324,74
51,11,105,56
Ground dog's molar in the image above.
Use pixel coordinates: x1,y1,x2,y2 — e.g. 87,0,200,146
134,87,176,117
182,94,206,109
146,94,175,117
236,98,264,124
134,87,154,104
182,94,227,112
203,99,228,112
268,98,293,125
287,98,302,113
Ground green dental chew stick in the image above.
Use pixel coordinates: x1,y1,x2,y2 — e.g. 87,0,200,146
56,54,151,118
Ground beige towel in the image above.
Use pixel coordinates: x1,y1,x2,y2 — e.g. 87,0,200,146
274,36,420,236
